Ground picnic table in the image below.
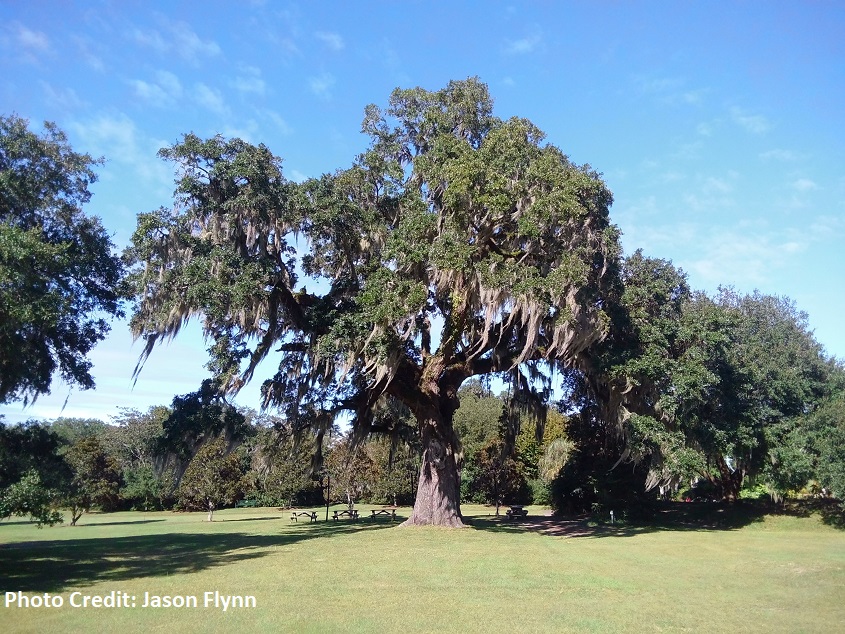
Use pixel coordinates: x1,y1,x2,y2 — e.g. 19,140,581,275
505,505,528,520
370,508,397,520
290,511,318,523
332,509,359,521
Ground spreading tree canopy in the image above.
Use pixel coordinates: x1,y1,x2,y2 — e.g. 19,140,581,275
0,114,125,404
576,251,834,503
129,78,621,526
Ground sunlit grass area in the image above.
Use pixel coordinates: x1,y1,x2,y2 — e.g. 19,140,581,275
1,504,844,633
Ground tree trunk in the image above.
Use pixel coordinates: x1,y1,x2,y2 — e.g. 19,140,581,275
401,411,465,528
716,458,743,501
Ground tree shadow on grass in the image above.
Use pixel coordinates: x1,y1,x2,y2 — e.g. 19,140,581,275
0,521,393,593
73,519,166,527
777,498,845,529
467,502,773,539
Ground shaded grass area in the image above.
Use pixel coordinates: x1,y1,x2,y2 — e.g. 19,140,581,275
474,499,845,537
472,500,772,537
1,523,392,593
0,505,398,593
1,503,844,633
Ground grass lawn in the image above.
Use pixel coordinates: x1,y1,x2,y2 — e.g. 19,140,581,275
1,503,844,633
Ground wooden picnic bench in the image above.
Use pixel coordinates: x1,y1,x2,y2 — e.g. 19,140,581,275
370,508,397,520
332,509,359,521
505,505,528,520
290,511,318,523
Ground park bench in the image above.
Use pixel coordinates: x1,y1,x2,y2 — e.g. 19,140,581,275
505,505,528,521
370,508,397,520
290,511,318,523
332,509,359,521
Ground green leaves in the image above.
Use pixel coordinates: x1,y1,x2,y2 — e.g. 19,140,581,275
0,115,124,404
177,437,246,518
63,436,123,523
128,79,621,526
0,470,64,528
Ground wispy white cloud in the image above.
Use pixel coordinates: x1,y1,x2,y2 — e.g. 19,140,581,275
620,217,809,288
617,182,842,295
671,140,704,160
660,171,685,183
40,82,86,110
129,71,183,108
70,113,140,160
634,75,708,107
130,80,170,107
131,28,167,53
132,20,221,63
315,31,344,50
702,175,734,194
72,35,105,71
156,71,183,98
687,228,807,286
679,89,707,105
169,21,221,58
288,169,308,183
759,148,800,161
194,83,229,115
678,172,739,212
635,76,684,93
68,113,171,192
15,23,50,52
3,23,51,64
260,109,293,135
381,40,410,85
232,66,266,96
275,36,300,56
221,121,258,143
696,122,714,136
504,33,542,55
308,73,335,100
792,178,818,192
501,76,515,87
730,107,770,134
806,214,845,239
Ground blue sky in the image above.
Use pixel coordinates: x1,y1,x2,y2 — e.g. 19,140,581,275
2,1,843,424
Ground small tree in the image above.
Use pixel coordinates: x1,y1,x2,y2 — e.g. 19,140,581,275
325,437,377,509
0,470,64,527
121,464,177,511
104,407,177,510
63,436,122,525
247,424,322,508
178,438,245,521
366,438,420,506
468,438,527,514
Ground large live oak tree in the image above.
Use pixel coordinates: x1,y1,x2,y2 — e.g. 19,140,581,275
128,78,621,526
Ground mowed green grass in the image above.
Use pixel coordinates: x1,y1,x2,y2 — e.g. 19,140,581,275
1,504,844,633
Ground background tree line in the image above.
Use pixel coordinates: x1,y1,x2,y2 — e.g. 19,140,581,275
3,304,843,527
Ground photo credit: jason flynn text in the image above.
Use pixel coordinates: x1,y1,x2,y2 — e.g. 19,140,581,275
4,591,256,611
